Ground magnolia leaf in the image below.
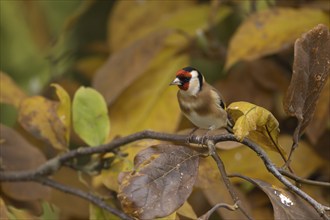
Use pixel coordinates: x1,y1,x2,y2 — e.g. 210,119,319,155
306,77,330,144
72,87,110,147
0,71,27,108
118,144,200,219
99,139,160,192
226,8,329,69
93,30,174,105
51,84,71,143
227,101,285,155
108,1,230,51
18,96,67,150
0,125,50,201
107,48,187,138
176,201,197,219
108,1,192,51
234,176,319,219
229,135,324,185
284,24,330,140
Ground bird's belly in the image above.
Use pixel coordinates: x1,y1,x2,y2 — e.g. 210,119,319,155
184,111,227,130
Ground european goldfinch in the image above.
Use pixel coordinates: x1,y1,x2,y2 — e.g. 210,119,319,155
170,67,229,132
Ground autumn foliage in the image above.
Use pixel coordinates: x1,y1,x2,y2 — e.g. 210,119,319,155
0,1,329,220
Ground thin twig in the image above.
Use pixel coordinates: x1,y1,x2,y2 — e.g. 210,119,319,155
1,131,329,219
285,119,303,168
198,202,238,220
10,176,133,220
278,168,330,188
207,140,254,220
265,125,294,174
212,134,330,220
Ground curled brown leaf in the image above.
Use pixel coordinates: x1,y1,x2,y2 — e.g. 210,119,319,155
284,24,330,137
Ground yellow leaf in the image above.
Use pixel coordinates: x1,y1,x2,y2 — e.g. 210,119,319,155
108,1,194,51
108,47,188,139
227,101,285,155
18,96,67,150
176,201,197,219
200,135,325,187
0,71,27,108
93,30,175,105
51,84,71,144
108,2,231,51
226,8,329,69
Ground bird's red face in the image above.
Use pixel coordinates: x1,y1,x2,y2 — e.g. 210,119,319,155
170,69,192,91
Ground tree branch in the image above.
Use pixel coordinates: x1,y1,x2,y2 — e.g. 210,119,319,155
212,135,330,220
198,202,238,220
0,130,329,219
207,140,253,220
278,168,330,188
36,177,133,220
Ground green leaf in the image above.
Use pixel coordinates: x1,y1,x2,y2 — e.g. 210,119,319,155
72,87,110,146
40,202,60,220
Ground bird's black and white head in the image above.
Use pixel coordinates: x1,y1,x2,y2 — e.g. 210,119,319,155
170,66,204,96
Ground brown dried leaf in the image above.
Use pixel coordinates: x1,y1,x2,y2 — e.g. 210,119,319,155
284,24,330,137
215,58,290,114
92,30,174,105
118,144,200,219
0,124,50,201
306,77,330,144
18,96,67,150
0,72,27,108
235,176,319,219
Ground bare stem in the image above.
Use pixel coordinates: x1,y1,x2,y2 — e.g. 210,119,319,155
207,141,253,220
278,168,330,188
198,202,238,220
1,130,329,219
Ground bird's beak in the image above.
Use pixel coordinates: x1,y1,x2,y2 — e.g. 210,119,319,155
170,77,181,86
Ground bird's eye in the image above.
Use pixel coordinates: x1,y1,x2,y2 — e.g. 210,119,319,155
179,76,190,83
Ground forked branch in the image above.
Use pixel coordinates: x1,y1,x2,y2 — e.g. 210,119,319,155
0,130,329,219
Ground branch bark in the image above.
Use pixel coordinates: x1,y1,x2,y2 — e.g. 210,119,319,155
207,140,253,220
0,130,329,219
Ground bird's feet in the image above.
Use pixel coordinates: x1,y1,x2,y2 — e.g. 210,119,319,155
200,129,212,147
185,127,199,145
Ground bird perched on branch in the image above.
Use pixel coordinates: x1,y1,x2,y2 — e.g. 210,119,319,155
170,66,230,134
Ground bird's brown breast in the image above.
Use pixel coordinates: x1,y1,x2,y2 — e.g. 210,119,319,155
177,84,224,117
